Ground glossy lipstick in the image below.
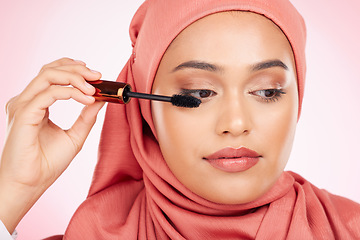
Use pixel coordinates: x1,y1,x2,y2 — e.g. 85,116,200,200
203,147,261,173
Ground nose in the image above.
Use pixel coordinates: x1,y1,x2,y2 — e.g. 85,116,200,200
215,96,252,137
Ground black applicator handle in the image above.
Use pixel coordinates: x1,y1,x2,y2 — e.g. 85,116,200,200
125,91,172,103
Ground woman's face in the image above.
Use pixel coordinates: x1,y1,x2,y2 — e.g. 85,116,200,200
151,12,298,204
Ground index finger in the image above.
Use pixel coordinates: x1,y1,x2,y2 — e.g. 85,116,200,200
39,58,86,73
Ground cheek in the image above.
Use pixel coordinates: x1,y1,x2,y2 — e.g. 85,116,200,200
255,91,298,169
152,102,212,168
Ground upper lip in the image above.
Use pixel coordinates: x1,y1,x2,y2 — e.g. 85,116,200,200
203,147,261,160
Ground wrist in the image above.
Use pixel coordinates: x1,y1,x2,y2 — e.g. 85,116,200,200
0,175,44,234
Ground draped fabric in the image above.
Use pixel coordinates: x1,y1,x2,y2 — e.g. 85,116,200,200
63,0,360,239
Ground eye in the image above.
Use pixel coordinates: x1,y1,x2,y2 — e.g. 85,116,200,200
250,89,286,102
180,89,217,99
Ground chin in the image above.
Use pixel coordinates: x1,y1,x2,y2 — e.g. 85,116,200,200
202,171,282,205
209,188,267,205
192,177,268,205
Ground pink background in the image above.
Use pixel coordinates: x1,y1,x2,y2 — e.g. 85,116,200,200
0,1,359,239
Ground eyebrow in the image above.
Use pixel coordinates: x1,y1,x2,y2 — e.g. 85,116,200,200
172,60,220,72
251,60,289,71
172,59,288,73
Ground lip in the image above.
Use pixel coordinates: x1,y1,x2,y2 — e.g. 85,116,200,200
203,147,261,173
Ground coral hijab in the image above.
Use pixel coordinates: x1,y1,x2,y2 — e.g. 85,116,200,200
64,0,360,239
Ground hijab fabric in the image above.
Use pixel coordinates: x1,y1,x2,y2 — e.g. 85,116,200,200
64,0,360,239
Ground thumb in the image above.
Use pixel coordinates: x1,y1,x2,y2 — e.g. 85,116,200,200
66,101,105,153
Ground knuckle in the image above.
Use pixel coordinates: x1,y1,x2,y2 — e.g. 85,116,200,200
69,86,81,96
48,85,77,98
65,64,87,74
45,85,61,99
40,66,83,83
72,72,85,82
62,71,84,85
48,84,60,93
59,57,72,61
39,57,74,72
65,129,83,153
39,63,51,73
74,139,84,152
10,102,30,125
38,67,55,78
39,68,65,84
5,95,21,116
58,57,73,65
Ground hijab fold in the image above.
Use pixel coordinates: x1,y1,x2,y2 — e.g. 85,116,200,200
64,0,360,239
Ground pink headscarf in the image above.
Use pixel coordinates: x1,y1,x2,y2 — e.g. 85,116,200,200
64,0,360,239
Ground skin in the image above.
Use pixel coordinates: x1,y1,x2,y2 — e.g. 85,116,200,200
0,58,104,233
151,12,299,204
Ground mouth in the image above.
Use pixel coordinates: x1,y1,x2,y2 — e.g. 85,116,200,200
203,147,261,173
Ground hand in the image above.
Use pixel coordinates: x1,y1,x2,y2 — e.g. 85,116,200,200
0,58,105,233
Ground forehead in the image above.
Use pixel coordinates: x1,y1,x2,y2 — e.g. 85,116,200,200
163,11,294,68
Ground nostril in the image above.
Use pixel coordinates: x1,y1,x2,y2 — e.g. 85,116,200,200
222,129,249,136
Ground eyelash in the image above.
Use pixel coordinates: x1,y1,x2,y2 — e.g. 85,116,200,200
179,88,286,103
180,89,217,99
249,89,286,103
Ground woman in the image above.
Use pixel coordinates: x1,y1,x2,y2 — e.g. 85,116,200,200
1,0,359,239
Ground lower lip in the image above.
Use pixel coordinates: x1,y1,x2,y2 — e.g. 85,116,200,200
207,157,260,173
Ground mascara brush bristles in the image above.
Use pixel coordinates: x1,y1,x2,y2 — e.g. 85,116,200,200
170,94,201,108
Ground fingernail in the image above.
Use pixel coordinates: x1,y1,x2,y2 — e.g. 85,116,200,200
90,69,101,74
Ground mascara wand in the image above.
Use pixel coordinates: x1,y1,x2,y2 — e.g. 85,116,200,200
86,80,201,108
